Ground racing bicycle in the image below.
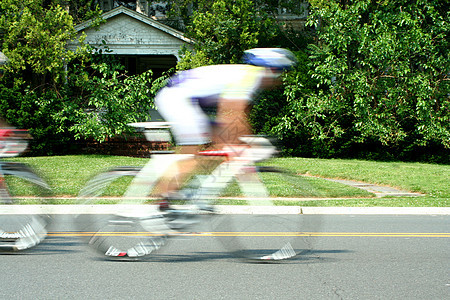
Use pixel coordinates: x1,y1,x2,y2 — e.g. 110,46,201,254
76,122,321,261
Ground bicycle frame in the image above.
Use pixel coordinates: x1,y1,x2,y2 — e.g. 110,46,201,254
123,123,277,212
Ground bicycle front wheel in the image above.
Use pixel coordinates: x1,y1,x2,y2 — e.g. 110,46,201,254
76,166,169,260
210,166,322,262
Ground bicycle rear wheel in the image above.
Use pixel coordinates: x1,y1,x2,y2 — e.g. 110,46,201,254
0,162,51,251
76,167,170,260
210,166,322,262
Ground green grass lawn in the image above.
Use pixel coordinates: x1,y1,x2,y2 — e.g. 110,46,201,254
270,157,449,196
4,155,449,207
6,155,147,197
265,157,449,207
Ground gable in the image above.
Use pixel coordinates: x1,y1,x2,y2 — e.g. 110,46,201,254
68,6,192,57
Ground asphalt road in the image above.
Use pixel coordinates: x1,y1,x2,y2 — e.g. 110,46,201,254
0,214,448,299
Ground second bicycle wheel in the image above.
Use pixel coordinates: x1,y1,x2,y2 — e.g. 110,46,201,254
209,166,322,262
76,166,170,260
0,162,51,252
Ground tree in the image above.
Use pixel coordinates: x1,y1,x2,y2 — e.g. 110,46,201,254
0,0,159,154
173,0,282,69
0,0,86,85
276,0,449,160
57,0,104,24
61,51,166,142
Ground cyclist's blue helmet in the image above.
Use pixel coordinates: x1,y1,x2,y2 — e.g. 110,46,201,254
242,48,297,72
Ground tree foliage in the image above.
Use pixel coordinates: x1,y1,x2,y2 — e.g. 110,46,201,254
274,0,449,160
61,51,166,142
0,1,162,154
174,0,281,69
0,0,86,84
0,0,448,161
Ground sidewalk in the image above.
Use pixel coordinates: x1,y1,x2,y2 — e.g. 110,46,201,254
0,204,449,215
321,178,425,197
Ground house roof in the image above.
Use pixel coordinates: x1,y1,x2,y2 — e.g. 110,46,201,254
75,6,192,44
69,6,192,56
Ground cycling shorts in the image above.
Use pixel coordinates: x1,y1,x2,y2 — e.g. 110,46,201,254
155,87,211,145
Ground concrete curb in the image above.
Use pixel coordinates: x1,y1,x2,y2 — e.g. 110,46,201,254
0,205,449,215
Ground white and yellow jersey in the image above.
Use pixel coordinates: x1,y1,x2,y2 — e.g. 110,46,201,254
155,64,267,145
167,64,266,103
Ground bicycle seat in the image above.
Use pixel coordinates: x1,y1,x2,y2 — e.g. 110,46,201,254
197,150,234,157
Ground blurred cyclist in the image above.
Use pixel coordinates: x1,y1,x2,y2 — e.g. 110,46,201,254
0,52,30,204
0,51,29,157
154,48,297,205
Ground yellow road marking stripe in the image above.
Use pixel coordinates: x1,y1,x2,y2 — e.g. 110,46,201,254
47,232,450,237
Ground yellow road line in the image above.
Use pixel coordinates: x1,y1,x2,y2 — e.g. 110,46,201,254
47,232,450,238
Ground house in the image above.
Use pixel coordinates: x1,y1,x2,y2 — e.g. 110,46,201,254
67,5,192,77
68,2,309,76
